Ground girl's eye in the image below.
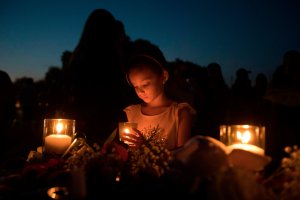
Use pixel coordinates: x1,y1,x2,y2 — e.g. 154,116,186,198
142,83,150,88
134,82,150,91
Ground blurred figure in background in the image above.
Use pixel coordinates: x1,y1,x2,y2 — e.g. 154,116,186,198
0,70,16,159
64,9,136,143
229,68,255,124
0,70,16,139
265,50,300,163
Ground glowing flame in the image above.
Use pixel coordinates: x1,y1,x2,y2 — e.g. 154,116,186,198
56,122,63,134
237,130,251,144
115,175,121,182
124,128,130,134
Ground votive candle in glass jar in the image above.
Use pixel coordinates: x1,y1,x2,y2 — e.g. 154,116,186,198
43,118,76,155
118,122,138,146
220,124,265,155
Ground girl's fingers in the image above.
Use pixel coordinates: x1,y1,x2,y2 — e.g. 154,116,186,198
123,132,144,147
132,128,143,137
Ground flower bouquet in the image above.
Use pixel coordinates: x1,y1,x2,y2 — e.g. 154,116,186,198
2,130,300,200
20,127,173,198
263,145,300,200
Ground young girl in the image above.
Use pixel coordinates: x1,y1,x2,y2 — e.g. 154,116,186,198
120,54,196,150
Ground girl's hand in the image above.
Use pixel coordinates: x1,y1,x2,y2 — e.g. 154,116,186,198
121,128,146,148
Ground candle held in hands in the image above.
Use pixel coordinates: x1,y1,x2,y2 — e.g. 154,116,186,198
118,122,138,146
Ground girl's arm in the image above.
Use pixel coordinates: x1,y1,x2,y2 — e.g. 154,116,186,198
177,107,193,148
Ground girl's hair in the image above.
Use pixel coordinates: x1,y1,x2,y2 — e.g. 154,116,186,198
125,54,166,86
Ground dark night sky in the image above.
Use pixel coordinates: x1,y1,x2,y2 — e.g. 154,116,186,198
1,0,299,85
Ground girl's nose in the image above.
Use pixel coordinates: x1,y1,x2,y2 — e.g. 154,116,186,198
136,87,144,94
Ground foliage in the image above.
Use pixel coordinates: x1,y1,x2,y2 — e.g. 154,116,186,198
263,145,300,200
16,138,300,199
127,133,172,177
24,126,173,192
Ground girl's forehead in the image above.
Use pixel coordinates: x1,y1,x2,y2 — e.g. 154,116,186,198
129,67,157,76
129,68,159,83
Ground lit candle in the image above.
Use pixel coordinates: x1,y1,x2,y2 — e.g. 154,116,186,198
220,124,266,155
220,124,268,171
118,122,137,146
228,127,264,155
45,134,72,154
122,127,134,146
228,143,264,155
43,118,75,155
124,128,130,134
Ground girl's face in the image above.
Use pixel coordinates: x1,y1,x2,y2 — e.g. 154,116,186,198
128,66,165,103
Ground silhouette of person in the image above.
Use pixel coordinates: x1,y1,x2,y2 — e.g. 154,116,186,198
204,62,230,139
266,50,300,106
271,50,300,90
251,73,275,158
253,73,270,120
14,77,38,122
229,68,255,124
64,9,136,143
0,70,16,138
61,50,73,70
253,73,268,98
265,50,300,162
0,70,16,159
165,60,198,108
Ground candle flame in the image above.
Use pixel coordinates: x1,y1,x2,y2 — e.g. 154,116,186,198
56,122,63,134
237,130,251,143
124,128,130,134
115,175,121,182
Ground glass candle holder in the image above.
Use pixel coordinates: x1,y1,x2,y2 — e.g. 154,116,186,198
220,124,266,155
43,118,76,155
118,122,138,146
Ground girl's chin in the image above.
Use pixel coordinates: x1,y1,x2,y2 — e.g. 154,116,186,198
141,98,150,103
139,96,149,101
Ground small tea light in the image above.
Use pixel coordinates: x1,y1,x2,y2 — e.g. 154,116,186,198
43,119,76,155
220,124,265,155
118,122,138,146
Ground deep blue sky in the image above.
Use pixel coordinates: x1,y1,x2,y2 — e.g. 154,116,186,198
1,0,299,85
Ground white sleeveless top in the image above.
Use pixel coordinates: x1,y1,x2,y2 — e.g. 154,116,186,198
123,102,196,150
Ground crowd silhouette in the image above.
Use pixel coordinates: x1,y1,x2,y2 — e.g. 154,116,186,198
61,9,137,142
0,70,16,145
1,9,299,172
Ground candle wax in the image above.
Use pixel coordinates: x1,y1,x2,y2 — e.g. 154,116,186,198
45,134,72,154
228,143,264,155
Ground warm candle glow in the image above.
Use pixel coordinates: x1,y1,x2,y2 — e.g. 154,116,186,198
124,128,130,134
232,129,264,155
228,143,264,155
45,134,72,155
56,122,63,134
122,127,133,145
237,130,251,143
220,124,266,155
43,118,76,155
118,122,138,146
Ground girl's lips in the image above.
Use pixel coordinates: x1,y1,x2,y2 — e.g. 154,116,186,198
139,94,148,99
